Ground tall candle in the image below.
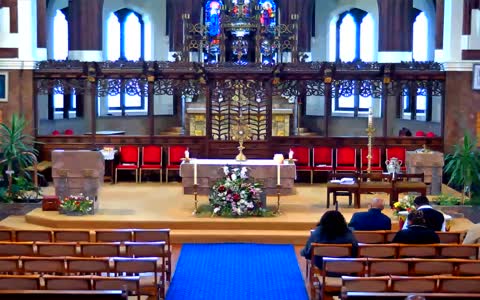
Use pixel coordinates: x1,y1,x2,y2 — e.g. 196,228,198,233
368,107,373,127
193,161,197,185
277,164,281,185
185,149,190,159
289,149,294,160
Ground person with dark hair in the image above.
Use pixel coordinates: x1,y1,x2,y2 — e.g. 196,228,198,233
348,198,392,231
392,210,440,244
300,210,358,269
413,195,444,231
399,127,412,137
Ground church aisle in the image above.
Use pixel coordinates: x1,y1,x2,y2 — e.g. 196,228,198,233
166,243,308,300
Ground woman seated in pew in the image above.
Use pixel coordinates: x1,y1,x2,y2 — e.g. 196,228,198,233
393,210,440,244
300,210,358,269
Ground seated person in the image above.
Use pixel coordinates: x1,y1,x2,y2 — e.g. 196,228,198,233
348,198,391,231
462,223,480,244
301,210,358,269
393,210,440,244
410,196,445,231
398,127,412,137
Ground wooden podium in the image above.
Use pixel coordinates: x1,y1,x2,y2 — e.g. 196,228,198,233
52,150,105,213
406,151,444,195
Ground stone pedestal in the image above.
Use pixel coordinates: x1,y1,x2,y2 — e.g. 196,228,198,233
406,151,444,195
52,150,105,213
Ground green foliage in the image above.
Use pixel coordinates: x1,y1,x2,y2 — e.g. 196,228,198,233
0,114,38,174
444,133,480,204
433,194,461,206
0,176,41,203
59,194,93,215
0,114,39,202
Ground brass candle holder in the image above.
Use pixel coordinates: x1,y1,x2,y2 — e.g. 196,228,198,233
231,119,251,161
366,124,375,174
275,184,281,214
192,184,198,215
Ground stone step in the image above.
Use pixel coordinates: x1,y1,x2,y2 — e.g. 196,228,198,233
170,229,310,244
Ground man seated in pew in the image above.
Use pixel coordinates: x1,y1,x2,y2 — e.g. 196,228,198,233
393,210,440,244
348,198,391,231
300,210,358,269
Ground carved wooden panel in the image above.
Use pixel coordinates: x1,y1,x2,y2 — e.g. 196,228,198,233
210,80,268,141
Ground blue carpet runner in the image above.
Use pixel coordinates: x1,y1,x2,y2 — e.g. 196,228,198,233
166,243,308,300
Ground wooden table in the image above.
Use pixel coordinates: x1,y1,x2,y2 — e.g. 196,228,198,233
180,159,297,195
326,181,360,208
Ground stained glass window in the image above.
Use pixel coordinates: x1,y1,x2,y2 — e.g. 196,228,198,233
259,0,276,27
205,0,222,37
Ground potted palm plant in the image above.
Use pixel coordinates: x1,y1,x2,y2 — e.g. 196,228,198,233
444,133,480,204
0,114,40,202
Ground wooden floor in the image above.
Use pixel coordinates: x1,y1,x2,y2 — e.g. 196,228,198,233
0,182,472,244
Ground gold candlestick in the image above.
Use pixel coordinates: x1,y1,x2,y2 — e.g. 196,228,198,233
231,119,251,161
275,184,281,214
192,184,198,215
365,124,376,174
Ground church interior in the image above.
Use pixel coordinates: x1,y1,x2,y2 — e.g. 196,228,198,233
0,0,480,299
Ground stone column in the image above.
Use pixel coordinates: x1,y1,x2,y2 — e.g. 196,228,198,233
67,0,104,61
377,0,413,62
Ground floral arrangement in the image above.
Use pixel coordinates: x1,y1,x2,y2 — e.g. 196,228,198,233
209,166,265,217
392,194,416,216
59,194,93,215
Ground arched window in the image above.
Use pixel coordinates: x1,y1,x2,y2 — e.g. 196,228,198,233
403,11,429,120
52,8,76,118
333,9,373,62
205,0,223,59
53,9,68,60
105,8,146,115
413,11,428,61
331,9,376,114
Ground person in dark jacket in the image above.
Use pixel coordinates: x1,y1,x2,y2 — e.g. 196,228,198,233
301,210,358,269
348,198,392,231
392,210,440,244
413,196,444,231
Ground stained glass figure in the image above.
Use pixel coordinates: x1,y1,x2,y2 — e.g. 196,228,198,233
205,0,222,37
259,0,276,27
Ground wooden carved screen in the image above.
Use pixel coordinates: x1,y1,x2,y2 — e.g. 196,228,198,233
211,80,268,140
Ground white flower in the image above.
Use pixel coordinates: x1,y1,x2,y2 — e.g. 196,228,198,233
223,166,229,175
231,173,237,181
240,167,248,179
213,207,220,214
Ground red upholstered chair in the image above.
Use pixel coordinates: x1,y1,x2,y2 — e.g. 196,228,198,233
415,130,425,137
115,145,140,183
52,130,60,136
166,145,188,183
360,147,383,172
312,147,334,183
291,146,312,184
426,131,435,137
386,147,407,172
139,146,163,183
335,147,357,172
64,129,74,135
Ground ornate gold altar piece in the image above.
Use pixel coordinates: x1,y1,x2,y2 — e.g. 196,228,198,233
231,120,251,161
366,109,375,174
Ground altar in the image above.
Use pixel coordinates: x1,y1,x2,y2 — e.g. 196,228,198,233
180,159,296,195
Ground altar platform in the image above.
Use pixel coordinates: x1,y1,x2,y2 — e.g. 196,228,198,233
0,183,472,245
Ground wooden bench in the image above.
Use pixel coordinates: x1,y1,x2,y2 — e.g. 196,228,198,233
0,290,127,300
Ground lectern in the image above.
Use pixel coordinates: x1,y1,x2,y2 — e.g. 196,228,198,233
52,150,104,213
